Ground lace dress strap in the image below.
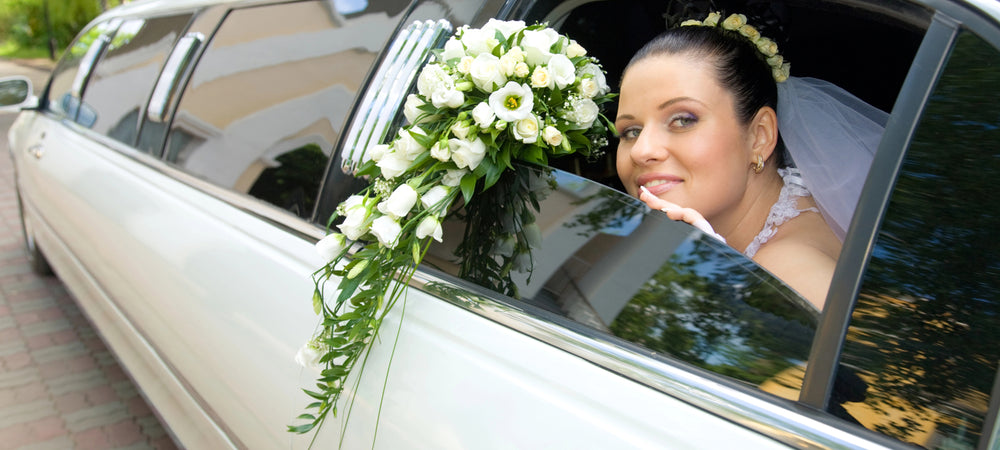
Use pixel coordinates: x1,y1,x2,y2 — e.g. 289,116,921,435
743,168,819,258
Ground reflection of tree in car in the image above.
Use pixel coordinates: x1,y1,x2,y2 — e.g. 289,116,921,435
248,143,326,218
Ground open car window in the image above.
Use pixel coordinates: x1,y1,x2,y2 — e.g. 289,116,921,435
425,164,818,398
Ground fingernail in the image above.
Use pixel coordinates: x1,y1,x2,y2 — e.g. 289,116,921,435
640,186,651,196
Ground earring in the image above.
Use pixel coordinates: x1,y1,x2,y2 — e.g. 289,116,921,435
751,154,764,174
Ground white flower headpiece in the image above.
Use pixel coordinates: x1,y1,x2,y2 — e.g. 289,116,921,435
680,12,790,82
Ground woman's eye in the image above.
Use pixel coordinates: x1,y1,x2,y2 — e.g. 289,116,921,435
620,127,641,140
669,113,698,128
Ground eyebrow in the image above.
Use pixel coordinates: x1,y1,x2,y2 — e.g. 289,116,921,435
615,97,698,123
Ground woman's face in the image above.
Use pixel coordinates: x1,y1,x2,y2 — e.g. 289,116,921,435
615,53,755,222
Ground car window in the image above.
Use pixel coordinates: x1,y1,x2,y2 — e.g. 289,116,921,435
45,20,119,121
164,0,407,219
425,165,819,397
78,14,193,145
835,30,1000,449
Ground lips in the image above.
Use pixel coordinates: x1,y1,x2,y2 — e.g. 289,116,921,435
637,174,682,195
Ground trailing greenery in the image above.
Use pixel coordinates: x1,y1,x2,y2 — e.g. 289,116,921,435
0,0,126,59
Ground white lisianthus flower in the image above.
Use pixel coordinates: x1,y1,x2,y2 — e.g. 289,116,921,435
499,52,519,77
472,102,495,128
523,222,543,249
316,233,347,261
457,56,474,74
430,141,450,162
403,94,427,124
337,194,365,216
513,62,530,78
337,205,370,240
442,169,467,187
415,216,443,242
521,28,560,65
376,151,411,179
449,137,487,170
294,341,324,371
378,184,418,218
489,82,534,122
396,127,427,160
470,53,507,92
442,37,465,61
547,54,575,89
366,143,389,162
565,40,586,58
370,215,402,248
530,66,551,89
417,63,454,99
432,88,464,109
450,121,472,140
563,97,599,129
421,185,451,212
512,251,532,272
493,234,516,257
482,18,525,40
513,115,539,144
579,63,610,95
459,27,494,56
541,126,563,146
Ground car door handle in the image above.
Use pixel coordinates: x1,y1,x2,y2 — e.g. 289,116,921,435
26,144,44,159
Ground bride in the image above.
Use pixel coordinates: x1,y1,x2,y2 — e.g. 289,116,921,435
614,12,887,310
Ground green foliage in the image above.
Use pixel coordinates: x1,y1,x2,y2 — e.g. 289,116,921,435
0,0,125,58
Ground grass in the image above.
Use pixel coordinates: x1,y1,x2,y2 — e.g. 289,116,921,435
0,41,54,60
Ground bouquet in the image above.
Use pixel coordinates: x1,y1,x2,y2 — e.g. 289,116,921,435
289,19,615,439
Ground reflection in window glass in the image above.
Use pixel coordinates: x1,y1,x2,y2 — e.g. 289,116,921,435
46,20,118,120
80,15,192,146
165,0,406,218
837,32,1000,449
424,166,817,396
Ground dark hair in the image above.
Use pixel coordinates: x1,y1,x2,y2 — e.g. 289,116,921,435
624,25,777,126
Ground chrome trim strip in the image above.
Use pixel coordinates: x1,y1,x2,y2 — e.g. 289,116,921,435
71,33,112,98
409,269,899,450
147,32,203,122
341,19,453,170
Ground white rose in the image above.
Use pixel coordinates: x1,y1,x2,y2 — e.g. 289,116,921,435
378,184,418,218
579,63,609,96
337,205,370,240
457,56,474,74
403,94,427,124
417,63,454,99
521,28,560,65
530,66,552,89
294,342,324,371
513,115,539,144
547,54,575,89
513,62,530,78
366,143,389,162
472,102,495,128
565,40,586,58
370,215,402,248
442,169,467,187
482,19,525,40
499,52,519,77
459,27,493,56
722,13,747,30
396,127,427,160
376,151,411,179
315,233,347,261
430,142,450,162
442,37,465,61
449,137,487,170
541,126,563,146
415,216,443,242
563,97,599,129
432,88,464,109
470,53,507,92
421,185,451,212
578,79,599,98
489,81,534,122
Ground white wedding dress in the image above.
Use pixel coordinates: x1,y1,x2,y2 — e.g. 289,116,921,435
743,168,818,258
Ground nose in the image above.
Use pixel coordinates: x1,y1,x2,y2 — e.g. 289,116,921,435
627,128,667,166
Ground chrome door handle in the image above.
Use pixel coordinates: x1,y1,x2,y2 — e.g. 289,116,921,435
27,144,44,159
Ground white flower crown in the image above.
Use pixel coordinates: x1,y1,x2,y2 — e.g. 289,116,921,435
680,12,790,82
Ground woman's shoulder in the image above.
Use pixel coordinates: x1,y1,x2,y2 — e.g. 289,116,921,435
752,210,841,309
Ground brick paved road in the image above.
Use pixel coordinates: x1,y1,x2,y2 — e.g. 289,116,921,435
1,59,179,449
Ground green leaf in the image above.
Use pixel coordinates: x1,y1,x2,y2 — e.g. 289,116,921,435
336,274,365,303
303,389,328,401
288,423,315,434
297,413,317,421
460,173,477,204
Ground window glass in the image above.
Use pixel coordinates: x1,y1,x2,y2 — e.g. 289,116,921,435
46,20,119,120
79,14,192,146
166,0,407,218
425,166,818,397
836,31,1000,449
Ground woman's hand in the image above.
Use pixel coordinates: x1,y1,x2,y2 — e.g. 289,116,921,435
639,186,725,243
